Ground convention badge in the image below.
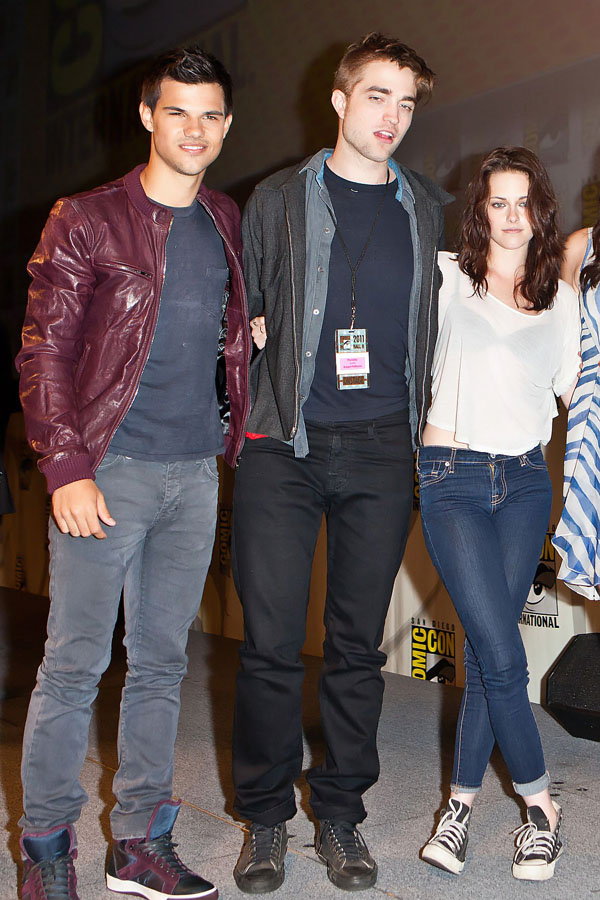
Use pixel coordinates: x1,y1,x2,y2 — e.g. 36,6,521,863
335,328,370,390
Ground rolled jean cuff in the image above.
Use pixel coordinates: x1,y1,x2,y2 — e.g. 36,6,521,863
513,769,550,797
450,782,482,795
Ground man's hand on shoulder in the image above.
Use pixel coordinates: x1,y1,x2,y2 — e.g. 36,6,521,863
52,479,116,539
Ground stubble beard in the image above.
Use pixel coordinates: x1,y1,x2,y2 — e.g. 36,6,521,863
156,143,213,179
344,126,401,167
170,153,211,178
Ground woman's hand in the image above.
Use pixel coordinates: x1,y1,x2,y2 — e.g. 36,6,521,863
250,315,267,350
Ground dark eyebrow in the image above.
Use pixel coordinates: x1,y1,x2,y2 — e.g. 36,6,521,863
364,85,416,102
490,195,528,201
162,105,225,117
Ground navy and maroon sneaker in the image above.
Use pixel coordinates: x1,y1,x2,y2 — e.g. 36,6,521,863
20,824,79,900
106,799,217,900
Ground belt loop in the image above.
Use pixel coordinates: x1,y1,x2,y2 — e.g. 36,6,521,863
368,423,375,438
449,448,456,473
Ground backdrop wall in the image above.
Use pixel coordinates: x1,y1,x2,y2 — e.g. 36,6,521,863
3,0,600,704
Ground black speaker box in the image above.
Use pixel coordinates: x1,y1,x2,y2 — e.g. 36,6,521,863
546,633,600,741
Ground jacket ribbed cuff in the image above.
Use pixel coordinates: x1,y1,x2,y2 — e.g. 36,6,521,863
39,453,95,495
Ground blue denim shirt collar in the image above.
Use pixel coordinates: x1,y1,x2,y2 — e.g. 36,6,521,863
300,148,405,202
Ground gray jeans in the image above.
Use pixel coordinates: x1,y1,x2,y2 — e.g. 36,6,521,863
20,452,218,839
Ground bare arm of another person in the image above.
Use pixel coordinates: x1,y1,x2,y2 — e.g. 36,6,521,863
561,228,589,292
561,379,578,410
52,479,116,539
559,269,586,410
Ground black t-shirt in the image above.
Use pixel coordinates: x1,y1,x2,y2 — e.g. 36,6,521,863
110,199,227,460
302,164,413,423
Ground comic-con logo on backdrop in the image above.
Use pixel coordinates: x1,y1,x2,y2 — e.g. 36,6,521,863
520,529,559,629
411,620,456,683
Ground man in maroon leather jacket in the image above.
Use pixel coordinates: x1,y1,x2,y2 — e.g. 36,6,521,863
15,47,250,900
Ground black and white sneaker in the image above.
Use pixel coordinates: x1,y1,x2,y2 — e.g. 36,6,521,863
512,802,563,881
233,822,287,893
316,821,377,891
421,798,471,875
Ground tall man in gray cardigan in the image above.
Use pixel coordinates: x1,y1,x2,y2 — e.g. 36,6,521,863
232,33,452,893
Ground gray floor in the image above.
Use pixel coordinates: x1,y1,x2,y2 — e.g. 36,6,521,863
0,588,598,899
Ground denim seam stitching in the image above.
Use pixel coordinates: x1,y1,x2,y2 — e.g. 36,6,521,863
420,515,470,790
203,457,219,482
524,457,546,470
492,463,507,507
454,679,469,788
418,465,450,487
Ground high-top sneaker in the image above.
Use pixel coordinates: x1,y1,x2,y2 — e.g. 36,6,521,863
106,799,217,899
21,824,79,900
421,798,471,874
512,801,563,881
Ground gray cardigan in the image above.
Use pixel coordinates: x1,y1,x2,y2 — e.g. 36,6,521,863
242,150,453,451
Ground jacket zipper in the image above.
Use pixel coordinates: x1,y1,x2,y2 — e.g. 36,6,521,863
417,246,437,443
198,199,251,461
95,219,172,468
285,206,300,439
95,260,153,279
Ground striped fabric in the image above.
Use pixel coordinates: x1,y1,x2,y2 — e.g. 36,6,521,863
554,229,600,600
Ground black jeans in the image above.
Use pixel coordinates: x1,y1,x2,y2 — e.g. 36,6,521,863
232,412,414,825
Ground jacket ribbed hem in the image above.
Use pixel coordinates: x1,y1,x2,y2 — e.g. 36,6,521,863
39,453,95,494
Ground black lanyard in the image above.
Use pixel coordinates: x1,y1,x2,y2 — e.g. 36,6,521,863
327,168,390,330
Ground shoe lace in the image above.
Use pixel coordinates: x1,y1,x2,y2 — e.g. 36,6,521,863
432,809,468,854
33,855,75,900
513,821,556,861
135,832,192,876
248,824,284,864
324,822,367,864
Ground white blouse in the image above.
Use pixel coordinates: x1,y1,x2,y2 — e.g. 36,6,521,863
427,252,581,455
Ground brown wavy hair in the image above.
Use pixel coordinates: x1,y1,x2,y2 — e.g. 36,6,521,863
457,147,562,311
581,218,600,292
333,33,435,104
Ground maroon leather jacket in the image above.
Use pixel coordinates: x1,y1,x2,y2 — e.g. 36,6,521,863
16,165,251,493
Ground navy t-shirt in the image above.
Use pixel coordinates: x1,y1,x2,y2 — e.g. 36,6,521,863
302,164,413,422
110,198,227,460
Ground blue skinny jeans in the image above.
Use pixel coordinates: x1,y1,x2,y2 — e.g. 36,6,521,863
417,445,551,797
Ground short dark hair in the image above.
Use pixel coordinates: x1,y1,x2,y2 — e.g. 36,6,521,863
458,147,562,311
141,46,233,116
333,32,435,103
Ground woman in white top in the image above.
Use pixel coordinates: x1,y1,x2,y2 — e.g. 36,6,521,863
418,147,580,882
